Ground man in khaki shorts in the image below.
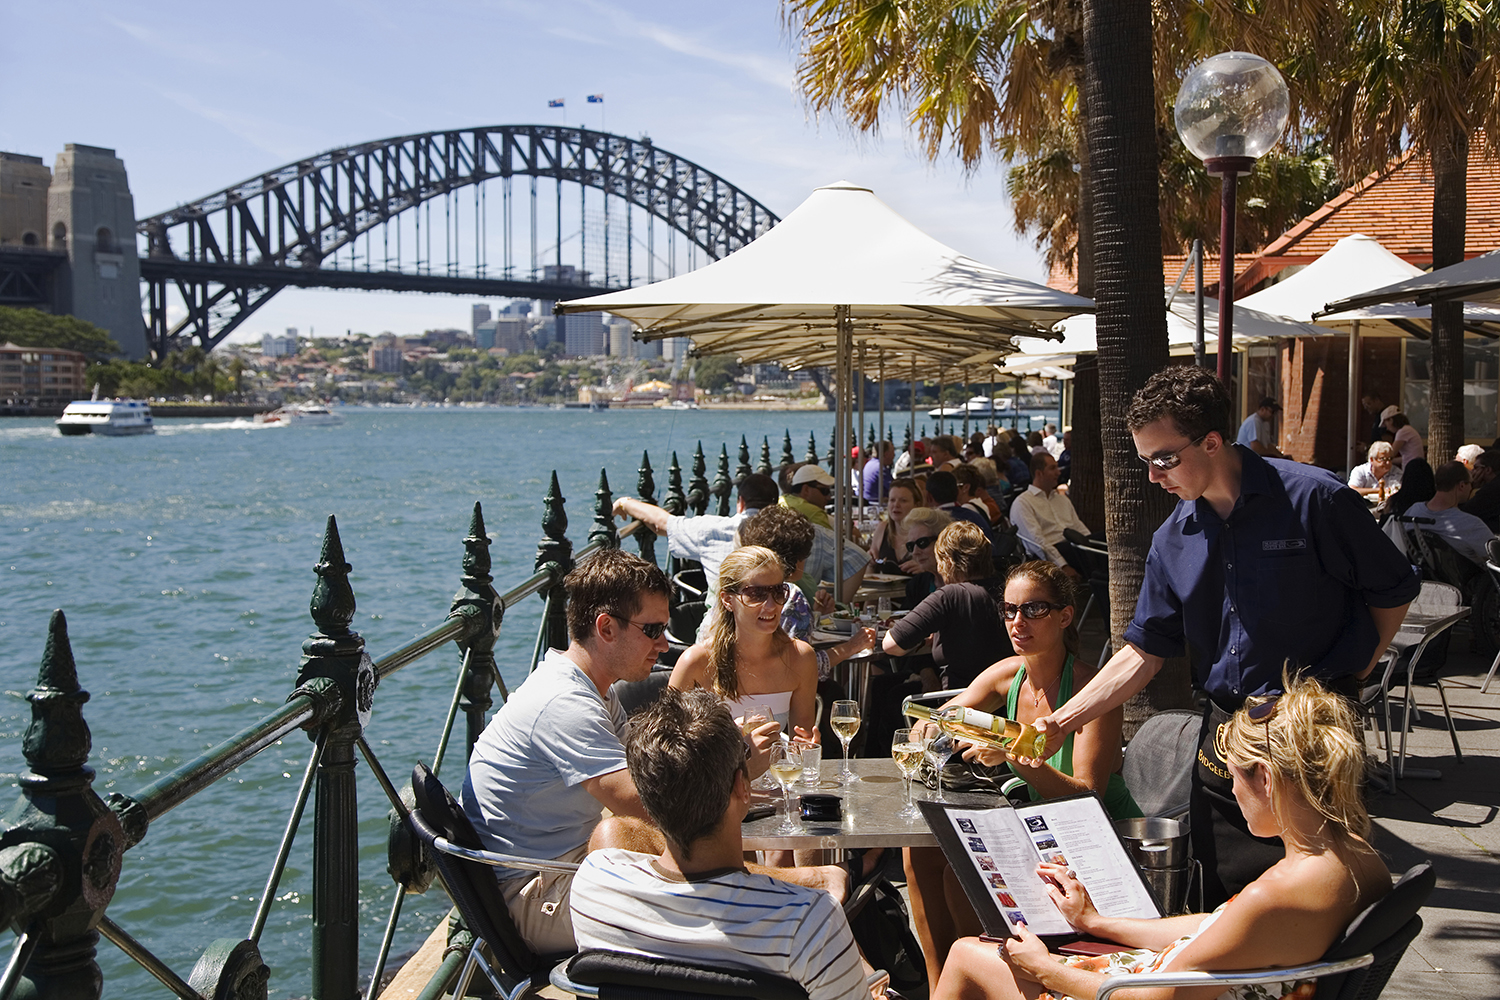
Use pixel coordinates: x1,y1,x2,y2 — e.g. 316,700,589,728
461,548,845,954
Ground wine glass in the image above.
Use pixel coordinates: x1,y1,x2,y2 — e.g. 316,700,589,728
830,700,861,784
892,728,925,819
738,704,776,789
925,732,956,802
768,743,803,833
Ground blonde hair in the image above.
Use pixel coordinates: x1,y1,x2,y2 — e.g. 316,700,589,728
706,546,788,700
902,505,953,538
935,521,995,582
1223,672,1371,841
1004,560,1080,655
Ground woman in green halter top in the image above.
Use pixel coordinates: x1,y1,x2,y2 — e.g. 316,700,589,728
904,560,1141,993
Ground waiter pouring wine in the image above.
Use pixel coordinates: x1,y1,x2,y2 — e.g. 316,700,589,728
1031,366,1417,906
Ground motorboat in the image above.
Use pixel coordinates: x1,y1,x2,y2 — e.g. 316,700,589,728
55,389,155,436
257,401,345,426
927,395,1010,419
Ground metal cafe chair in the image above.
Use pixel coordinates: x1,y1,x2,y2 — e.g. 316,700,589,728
1096,861,1434,1000
407,763,578,1000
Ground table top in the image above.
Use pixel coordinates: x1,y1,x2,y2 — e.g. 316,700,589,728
741,758,997,851
1398,606,1470,635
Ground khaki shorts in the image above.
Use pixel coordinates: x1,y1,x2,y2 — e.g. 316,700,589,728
498,842,590,955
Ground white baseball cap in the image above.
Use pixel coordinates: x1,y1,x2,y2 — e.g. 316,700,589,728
1380,405,1400,422
791,464,836,488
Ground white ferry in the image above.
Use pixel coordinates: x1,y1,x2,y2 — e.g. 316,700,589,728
55,390,156,436
257,401,345,427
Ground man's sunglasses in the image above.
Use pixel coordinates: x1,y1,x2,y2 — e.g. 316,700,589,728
610,615,670,639
905,536,936,554
1138,433,1209,471
1001,601,1070,621
729,583,790,606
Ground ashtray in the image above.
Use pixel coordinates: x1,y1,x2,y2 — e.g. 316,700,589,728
799,793,842,823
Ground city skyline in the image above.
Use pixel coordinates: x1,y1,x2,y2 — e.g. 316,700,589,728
1,0,1045,345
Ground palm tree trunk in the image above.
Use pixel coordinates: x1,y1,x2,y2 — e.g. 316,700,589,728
1082,0,1186,716
1069,355,1105,530
1428,123,1468,461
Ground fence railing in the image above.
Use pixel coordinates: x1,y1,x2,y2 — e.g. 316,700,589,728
0,437,736,1000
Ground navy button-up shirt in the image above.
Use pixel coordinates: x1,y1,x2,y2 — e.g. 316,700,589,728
1125,446,1419,704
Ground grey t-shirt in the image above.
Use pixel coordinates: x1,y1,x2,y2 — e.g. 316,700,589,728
460,648,628,878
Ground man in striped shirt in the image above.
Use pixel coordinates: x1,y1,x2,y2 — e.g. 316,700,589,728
570,688,884,1000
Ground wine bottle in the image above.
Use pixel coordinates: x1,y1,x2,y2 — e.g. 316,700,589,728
901,699,1048,759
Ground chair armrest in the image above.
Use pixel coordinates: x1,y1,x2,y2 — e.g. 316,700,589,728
904,689,968,706
1093,953,1373,1000
431,836,583,876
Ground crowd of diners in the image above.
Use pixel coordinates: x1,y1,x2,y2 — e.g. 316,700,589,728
457,365,1424,999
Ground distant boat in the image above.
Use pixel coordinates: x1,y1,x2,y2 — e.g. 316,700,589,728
927,396,1010,419
257,401,345,427
56,387,155,436
668,399,700,410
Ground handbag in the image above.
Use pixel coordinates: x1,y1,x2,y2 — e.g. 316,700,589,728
847,875,927,996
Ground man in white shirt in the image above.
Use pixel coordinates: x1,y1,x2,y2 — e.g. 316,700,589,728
1396,460,1496,566
571,688,882,1000
1010,451,1090,578
1235,396,1285,457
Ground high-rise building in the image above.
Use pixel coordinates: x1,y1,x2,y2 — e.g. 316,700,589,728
471,303,491,339
262,331,298,357
368,334,404,373
494,318,529,353
607,321,634,358
561,311,605,357
474,322,497,350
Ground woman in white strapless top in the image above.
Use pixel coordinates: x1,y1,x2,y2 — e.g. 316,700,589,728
669,545,820,744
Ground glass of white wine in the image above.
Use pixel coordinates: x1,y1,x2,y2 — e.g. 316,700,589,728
892,728,925,819
739,704,776,790
768,743,804,833
830,700,861,784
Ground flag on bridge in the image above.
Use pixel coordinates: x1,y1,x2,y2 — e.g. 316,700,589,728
587,94,604,103
548,98,565,108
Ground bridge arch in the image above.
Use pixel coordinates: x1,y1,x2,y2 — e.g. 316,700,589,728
136,126,780,356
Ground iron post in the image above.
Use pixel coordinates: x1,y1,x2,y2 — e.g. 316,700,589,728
712,446,732,516
449,503,502,758
635,451,658,567
589,469,618,550
687,444,709,516
735,436,751,483
780,431,795,469
534,472,574,653
805,431,819,464
757,437,771,477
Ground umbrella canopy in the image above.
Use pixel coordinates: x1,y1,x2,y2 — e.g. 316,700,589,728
555,180,1091,356
987,287,1325,371
1236,234,1500,336
1319,248,1500,313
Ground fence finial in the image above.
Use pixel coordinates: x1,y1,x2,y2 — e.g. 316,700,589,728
687,443,709,516
713,445,732,516
590,468,618,549
736,436,752,482
757,436,772,476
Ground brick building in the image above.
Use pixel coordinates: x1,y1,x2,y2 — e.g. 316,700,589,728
0,342,88,402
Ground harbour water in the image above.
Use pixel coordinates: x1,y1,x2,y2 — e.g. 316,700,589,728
0,405,910,998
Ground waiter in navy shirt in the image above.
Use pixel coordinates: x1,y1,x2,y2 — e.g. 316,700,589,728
1034,366,1417,906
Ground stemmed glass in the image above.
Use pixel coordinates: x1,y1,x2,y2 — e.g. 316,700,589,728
925,732,956,802
892,728,925,819
768,743,804,833
739,704,776,790
830,700,861,784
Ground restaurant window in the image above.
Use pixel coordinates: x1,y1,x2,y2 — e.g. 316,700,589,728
1403,338,1499,442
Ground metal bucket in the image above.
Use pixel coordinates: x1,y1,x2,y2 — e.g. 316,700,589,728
1113,818,1190,869
1114,818,1194,914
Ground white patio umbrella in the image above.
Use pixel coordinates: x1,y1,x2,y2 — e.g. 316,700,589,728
558,180,1092,600
1319,248,1500,312
1237,234,1500,470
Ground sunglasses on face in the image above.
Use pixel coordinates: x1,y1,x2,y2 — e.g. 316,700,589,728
1001,601,1070,621
730,583,790,606
1138,433,1209,471
905,535,936,554
610,614,670,639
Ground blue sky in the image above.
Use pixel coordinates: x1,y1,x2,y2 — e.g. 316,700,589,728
1,0,1044,343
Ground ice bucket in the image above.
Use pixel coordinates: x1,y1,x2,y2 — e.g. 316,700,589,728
1114,818,1194,914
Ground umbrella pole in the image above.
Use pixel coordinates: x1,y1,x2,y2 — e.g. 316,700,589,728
910,358,917,463
963,367,971,442
834,306,849,609
990,369,997,437
938,363,945,437
1013,376,1020,431
857,341,867,509
877,354,886,506
1346,319,1361,473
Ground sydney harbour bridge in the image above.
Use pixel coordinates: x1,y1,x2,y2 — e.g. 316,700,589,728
133,126,779,359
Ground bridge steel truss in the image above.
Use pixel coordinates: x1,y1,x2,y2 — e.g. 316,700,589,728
135,125,780,358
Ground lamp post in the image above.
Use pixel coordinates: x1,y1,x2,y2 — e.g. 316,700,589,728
1174,51,1289,382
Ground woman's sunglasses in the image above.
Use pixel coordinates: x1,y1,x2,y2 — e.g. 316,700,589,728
905,536,936,554
1001,601,1070,621
730,583,790,606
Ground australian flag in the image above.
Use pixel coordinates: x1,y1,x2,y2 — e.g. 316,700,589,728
548,98,565,108
587,94,604,103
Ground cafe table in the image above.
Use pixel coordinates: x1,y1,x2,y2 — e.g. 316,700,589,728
741,758,996,853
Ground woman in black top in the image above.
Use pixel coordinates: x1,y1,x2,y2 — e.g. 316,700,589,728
882,521,1014,690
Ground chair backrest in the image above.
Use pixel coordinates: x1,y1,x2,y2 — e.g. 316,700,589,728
565,949,809,1000
1121,710,1199,820
611,667,674,717
1318,861,1435,1000
408,764,542,979
1399,522,1478,589
1412,579,1464,612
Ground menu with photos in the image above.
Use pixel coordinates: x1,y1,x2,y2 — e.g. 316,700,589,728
919,794,1160,938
